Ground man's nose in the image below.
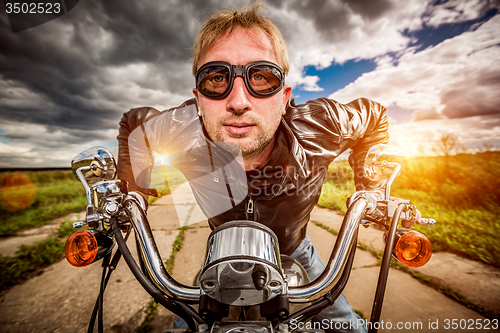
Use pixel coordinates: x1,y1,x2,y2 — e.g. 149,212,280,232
226,77,251,114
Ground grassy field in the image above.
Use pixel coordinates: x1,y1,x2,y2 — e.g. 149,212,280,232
318,151,500,268
0,170,87,236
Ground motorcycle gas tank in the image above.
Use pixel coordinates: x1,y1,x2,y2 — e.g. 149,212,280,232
200,221,286,306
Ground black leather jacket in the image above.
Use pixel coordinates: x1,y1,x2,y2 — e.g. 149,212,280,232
117,96,388,254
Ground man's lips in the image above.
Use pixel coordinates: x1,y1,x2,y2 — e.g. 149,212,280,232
224,122,254,135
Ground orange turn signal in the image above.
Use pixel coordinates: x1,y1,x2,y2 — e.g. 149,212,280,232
65,230,98,267
395,230,432,267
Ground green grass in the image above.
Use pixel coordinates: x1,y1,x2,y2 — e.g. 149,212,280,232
0,170,86,236
164,226,188,274
318,160,356,213
136,298,159,333
0,166,188,292
0,218,76,292
318,152,500,268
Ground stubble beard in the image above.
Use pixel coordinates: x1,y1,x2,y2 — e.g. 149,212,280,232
199,104,283,159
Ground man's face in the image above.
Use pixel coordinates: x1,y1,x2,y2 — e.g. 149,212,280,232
193,27,292,159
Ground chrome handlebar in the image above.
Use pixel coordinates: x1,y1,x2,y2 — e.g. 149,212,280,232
288,195,373,302
123,195,201,301
122,191,377,303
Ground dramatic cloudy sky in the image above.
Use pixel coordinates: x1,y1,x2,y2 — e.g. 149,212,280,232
1,0,499,167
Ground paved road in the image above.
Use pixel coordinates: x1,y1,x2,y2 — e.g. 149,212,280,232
0,185,497,332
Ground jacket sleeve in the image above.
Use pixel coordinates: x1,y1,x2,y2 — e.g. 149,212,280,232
343,98,390,191
117,107,162,198
285,96,389,191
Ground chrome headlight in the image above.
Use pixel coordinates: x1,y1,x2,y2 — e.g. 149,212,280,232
200,221,285,306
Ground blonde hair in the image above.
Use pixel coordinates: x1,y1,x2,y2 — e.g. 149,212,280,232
192,0,289,76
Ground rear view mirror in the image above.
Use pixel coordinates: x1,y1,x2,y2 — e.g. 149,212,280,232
71,147,117,185
363,144,406,182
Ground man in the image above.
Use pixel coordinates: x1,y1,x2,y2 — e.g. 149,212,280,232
117,2,409,332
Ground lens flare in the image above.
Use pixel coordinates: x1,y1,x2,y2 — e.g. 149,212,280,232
0,172,36,212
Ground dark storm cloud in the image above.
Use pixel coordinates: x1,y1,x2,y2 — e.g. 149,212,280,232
286,0,355,43
94,1,194,65
281,0,393,43
0,0,235,134
342,0,393,20
3,0,496,167
1,125,112,148
440,70,500,119
0,0,295,135
0,0,308,167
0,0,284,167
441,89,500,119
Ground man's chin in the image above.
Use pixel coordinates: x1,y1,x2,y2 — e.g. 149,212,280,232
222,136,252,151
215,130,273,158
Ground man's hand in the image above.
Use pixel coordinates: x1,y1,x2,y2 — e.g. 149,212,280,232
402,209,422,229
348,191,430,229
128,191,149,211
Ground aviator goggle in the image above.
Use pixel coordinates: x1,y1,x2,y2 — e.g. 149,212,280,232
196,60,285,100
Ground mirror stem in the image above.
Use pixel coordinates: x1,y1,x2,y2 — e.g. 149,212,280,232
76,166,99,226
384,163,401,201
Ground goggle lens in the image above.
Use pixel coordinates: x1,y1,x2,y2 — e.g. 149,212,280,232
198,66,230,97
248,65,282,94
196,61,284,99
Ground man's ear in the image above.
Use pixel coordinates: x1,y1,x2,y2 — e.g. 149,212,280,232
193,88,202,116
282,85,292,115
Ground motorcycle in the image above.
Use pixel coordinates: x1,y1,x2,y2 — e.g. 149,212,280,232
65,144,436,333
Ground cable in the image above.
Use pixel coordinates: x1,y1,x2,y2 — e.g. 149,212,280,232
110,216,205,331
87,231,130,333
98,253,110,333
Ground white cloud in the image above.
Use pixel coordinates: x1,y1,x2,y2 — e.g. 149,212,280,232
423,0,495,27
0,142,31,154
270,0,498,92
270,0,429,90
329,14,500,121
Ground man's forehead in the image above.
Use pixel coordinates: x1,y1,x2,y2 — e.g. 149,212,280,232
198,27,279,67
